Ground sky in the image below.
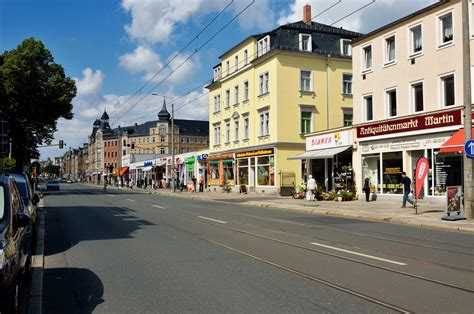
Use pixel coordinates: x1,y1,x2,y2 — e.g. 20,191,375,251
0,0,437,160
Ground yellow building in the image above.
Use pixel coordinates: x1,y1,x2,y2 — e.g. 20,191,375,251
206,4,361,193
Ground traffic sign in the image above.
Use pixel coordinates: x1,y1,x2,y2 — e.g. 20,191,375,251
465,140,474,157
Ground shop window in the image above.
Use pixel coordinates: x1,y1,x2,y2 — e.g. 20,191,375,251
362,154,380,193
210,163,219,180
382,152,403,194
386,89,397,117
238,159,249,185
257,156,274,186
434,151,462,196
223,161,234,183
441,74,455,107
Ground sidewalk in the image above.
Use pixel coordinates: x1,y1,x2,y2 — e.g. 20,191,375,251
91,183,474,233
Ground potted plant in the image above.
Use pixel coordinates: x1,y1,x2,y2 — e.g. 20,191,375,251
336,192,343,202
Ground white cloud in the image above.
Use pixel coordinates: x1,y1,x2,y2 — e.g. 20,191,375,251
75,68,104,99
119,45,162,73
277,0,437,33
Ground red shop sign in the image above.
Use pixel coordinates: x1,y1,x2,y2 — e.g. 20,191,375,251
357,109,461,138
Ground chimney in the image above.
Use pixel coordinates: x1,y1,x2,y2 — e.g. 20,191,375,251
303,4,311,24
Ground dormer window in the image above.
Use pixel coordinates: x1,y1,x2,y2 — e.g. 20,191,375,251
257,35,270,57
299,34,312,52
340,39,351,56
213,66,222,81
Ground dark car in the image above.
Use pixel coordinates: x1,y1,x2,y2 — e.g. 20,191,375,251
0,174,33,313
46,180,60,191
8,173,39,229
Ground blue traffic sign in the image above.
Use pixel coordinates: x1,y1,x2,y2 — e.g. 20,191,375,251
465,140,474,157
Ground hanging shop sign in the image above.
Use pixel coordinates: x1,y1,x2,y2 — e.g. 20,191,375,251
197,153,209,161
360,134,450,154
143,161,153,167
306,131,350,151
357,109,461,139
235,148,274,158
207,152,234,161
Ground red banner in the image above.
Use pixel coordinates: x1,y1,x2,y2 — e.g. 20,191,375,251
415,157,429,199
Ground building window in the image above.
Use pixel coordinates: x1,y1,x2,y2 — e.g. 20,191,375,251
234,120,239,141
161,136,165,142
300,70,312,92
244,117,249,139
409,24,423,55
259,72,269,95
439,12,453,46
213,124,220,145
384,35,396,64
386,89,397,117
257,35,270,57
123,150,126,156
234,85,239,104
226,60,230,75
244,49,248,65
225,89,230,108
213,66,222,81
225,121,230,143
243,81,249,101
123,139,126,145
300,111,312,134
234,55,238,72
364,95,373,121
342,109,353,126
340,39,351,56
412,82,424,112
257,156,274,186
441,74,455,107
186,137,190,143
160,148,165,154
259,110,269,136
363,45,372,71
299,34,312,52
342,74,352,95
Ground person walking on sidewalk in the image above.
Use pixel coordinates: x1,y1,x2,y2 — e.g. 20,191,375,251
307,175,317,201
401,172,414,208
199,176,204,192
363,176,371,202
192,176,197,193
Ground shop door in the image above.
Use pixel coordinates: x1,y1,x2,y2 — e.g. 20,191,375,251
249,159,255,192
327,159,333,191
311,159,326,191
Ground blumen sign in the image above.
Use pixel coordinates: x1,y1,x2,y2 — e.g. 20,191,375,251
306,130,350,151
357,109,461,139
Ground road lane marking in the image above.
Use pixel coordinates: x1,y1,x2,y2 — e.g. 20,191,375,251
198,216,227,224
107,195,116,198
152,204,164,209
126,198,135,202
310,242,407,266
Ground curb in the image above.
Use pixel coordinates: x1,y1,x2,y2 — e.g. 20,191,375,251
28,203,45,314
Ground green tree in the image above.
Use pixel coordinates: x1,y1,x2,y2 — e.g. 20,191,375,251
0,38,77,169
0,157,16,173
43,163,60,177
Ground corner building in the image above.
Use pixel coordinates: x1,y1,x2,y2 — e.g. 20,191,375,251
206,5,361,193
352,0,473,201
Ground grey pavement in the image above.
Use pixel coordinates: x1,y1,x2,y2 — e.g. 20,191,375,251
95,183,474,233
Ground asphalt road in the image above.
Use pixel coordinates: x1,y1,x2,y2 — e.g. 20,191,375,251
42,184,474,313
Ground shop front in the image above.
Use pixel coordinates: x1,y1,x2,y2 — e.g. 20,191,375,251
196,152,209,189
207,153,234,189
354,109,463,202
235,148,275,193
289,129,353,192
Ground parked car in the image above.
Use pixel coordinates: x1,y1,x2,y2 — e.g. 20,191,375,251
46,180,60,191
0,174,33,313
8,173,39,229
66,179,72,184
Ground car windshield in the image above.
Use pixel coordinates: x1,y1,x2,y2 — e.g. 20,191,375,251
49,180,59,184
0,186,4,221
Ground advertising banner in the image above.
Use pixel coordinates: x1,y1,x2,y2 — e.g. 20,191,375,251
415,157,429,199
446,186,462,213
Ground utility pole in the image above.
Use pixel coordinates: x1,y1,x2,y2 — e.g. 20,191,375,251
171,103,175,193
8,138,12,158
462,0,473,219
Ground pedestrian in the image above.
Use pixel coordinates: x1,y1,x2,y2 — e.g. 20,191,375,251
363,176,371,202
103,179,107,192
199,176,204,192
307,175,317,201
144,179,148,189
192,176,197,193
152,179,156,190
129,179,133,191
401,171,414,208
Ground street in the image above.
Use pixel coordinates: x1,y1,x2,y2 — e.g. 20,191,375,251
39,183,474,313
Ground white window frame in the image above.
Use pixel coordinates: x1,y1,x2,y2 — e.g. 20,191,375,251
234,55,239,72
408,23,423,57
410,80,425,113
363,94,374,122
226,60,230,75
437,10,454,48
243,81,249,101
225,121,230,143
225,89,230,108
385,88,397,118
234,120,239,141
244,49,248,65
299,33,312,52
340,39,352,56
257,35,270,57
243,116,249,139
362,44,373,72
234,85,239,104
160,148,165,154
384,34,396,65
342,73,352,95
258,110,270,136
213,124,221,146
259,72,269,95
440,72,455,107
342,108,353,126
300,69,312,92
300,109,313,134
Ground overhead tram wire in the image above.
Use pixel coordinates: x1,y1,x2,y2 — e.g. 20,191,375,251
330,0,376,26
120,0,343,123
109,0,234,119
112,0,255,126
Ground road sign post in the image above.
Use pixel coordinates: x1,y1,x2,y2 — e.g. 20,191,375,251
465,140,474,158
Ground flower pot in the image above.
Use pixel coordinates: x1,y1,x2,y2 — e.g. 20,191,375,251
337,196,342,202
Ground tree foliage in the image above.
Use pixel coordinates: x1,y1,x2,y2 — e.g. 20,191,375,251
42,163,60,177
0,38,77,169
0,157,16,173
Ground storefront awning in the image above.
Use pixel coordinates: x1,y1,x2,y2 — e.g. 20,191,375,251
288,146,350,160
440,128,474,153
119,167,129,176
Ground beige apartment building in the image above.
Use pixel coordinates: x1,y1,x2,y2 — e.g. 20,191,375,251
352,0,473,201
